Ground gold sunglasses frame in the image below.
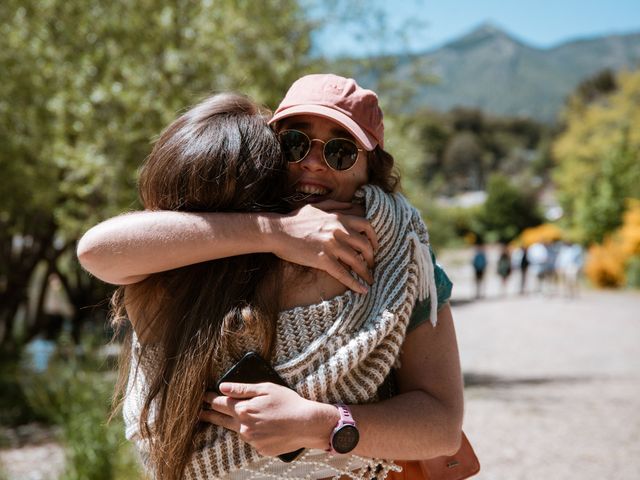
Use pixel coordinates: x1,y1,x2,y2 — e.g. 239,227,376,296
278,129,363,172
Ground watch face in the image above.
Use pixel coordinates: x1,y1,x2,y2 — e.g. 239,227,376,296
332,425,360,454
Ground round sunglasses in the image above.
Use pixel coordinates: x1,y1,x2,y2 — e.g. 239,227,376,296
278,129,363,171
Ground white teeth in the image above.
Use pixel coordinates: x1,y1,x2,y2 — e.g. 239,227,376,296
297,185,329,195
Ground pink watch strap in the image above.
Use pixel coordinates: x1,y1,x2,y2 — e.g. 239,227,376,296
328,403,357,454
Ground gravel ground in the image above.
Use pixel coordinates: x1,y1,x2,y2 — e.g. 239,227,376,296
2,249,639,480
447,249,640,480
0,442,64,480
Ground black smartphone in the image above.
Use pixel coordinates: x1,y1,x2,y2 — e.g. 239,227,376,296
215,351,305,463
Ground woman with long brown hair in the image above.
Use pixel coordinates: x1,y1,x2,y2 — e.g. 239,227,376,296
79,75,464,480
110,92,293,479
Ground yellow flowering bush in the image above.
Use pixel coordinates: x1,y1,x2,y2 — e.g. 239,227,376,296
618,200,640,257
585,200,640,287
585,239,628,287
518,223,563,247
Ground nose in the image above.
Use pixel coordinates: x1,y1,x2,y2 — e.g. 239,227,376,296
299,139,327,172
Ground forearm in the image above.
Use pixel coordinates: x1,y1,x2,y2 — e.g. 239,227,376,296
308,391,462,460
350,391,462,459
78,203,378,291
77,210,276,285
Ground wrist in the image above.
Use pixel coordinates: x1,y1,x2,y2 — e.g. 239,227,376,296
306,401,341,450
328,404,359,454
255,212,282,255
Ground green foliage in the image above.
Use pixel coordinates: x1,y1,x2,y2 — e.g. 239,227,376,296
553,69,640,244
477,174,543,243
20,350,140,480
408,107,550,196
0,0,316,345
626,255,640,289
371,113,456,249
447,205,485,240
409,196,459,251
573,68,618,105
0,351,48,426
1,0,314,237
574,148,636,244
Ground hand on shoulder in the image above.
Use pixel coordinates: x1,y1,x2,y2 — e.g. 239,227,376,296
268,202,378,293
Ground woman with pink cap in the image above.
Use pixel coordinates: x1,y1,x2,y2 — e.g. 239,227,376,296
78,74,464,479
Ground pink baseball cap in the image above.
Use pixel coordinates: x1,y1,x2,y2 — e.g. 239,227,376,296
269,73,384,151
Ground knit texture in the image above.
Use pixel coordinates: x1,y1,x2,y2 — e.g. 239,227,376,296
123,185,438,479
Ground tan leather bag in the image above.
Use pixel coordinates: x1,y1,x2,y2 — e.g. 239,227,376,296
387,432,480,480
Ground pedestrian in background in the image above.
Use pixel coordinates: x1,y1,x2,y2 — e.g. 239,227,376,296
497,244,512,295
556,241,584,298
472,243,487,299
511,246,529,294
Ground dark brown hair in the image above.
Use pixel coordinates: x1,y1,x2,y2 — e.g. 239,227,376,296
367,146,400,193
110,93,289,480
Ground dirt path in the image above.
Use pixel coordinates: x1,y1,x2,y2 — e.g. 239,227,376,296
447,250,640,480
0,442,64,480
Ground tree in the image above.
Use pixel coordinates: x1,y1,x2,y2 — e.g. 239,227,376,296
477,174,543,243
574,147,636,244
442,132,484,192
553,69,640,244
410,107,549,196
0,0,314,348
573,69,617,106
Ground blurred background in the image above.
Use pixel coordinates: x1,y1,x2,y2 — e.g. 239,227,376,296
1,1,639,478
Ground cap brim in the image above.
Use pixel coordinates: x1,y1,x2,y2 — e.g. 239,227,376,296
269,105,377,151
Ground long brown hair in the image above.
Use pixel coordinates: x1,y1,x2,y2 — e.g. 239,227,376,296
110,93,289,480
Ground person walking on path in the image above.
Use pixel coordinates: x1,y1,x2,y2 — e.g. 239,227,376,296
516,246,530,294
556,241,584,298
472,244,487,299
497,244,512,295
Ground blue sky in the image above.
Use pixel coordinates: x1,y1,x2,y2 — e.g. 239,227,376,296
311,0,640,57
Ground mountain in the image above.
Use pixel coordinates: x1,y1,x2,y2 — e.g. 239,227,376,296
361,24,640,122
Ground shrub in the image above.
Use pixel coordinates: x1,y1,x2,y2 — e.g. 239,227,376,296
518,223,564,246
477,174,543,243
626,255,640,288
618,200,640,257
584,239,627,287
584,199,640,288
20,351,141,480
0,350,49,427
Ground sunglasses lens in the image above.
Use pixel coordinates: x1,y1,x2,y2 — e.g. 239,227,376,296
280,130,310,163
324,139,359,171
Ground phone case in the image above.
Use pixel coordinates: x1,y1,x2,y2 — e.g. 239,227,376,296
215,352,305,463
215,352,288,393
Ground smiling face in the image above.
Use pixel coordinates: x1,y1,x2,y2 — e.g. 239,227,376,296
278,115,369,205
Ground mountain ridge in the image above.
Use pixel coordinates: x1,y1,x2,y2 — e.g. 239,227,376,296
351,25,640,122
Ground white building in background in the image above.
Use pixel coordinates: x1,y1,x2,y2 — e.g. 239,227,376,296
437,190,487,208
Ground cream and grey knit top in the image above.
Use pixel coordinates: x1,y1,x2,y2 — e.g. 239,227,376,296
123,185,438,479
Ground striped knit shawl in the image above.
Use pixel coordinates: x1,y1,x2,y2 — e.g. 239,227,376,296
123,185,438,479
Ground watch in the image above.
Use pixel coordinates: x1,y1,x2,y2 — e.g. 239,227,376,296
329,403,360,454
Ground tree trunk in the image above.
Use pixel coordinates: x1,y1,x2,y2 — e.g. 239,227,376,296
0,216,56,348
